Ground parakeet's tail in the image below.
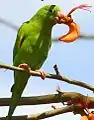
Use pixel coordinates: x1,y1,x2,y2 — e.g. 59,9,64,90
6,71,30,120
6,92,23,120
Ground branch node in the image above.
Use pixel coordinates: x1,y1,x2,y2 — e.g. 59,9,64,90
51,105,57,109
56,85,62,94
53,64,61,76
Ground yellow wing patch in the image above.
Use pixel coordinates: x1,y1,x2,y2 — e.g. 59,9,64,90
18,34,24,48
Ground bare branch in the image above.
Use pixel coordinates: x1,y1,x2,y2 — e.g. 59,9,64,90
0,17,18,30
53,35,94,42
0,92,93,108
0,63,94,92
80,34,94,40
0,105,88,120
0,18,94,40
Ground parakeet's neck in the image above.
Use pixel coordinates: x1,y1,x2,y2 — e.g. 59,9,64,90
29,14,54,35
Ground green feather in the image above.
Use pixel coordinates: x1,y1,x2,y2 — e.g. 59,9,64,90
6,5,61,120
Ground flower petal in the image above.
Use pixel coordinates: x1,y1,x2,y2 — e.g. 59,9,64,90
59,22,80,43
67,4,92,16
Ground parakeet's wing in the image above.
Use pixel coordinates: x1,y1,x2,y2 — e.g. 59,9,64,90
13,21,29,62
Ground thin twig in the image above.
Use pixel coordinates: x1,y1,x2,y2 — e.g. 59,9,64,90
0,63,94,92
53,64,61,75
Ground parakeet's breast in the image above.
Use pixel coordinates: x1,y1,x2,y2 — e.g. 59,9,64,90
13,34,52,70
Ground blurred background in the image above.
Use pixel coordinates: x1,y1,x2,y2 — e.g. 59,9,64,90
0,0,94,119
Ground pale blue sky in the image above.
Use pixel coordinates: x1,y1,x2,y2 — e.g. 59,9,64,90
0,0,94,120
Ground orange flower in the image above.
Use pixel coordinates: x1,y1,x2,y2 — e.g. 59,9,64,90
80,112,94,120
88,112,94,120
59,4,91,43
80,115,88,120
59,22,80,43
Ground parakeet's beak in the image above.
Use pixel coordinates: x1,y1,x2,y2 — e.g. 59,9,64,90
56,11,73,24
55,12,66,24
56,4,91,43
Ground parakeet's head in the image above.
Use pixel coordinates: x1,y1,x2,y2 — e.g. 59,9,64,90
33,4,91,43
33,5,65,26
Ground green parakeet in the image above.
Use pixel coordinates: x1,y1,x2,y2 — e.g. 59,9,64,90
6,5,66,120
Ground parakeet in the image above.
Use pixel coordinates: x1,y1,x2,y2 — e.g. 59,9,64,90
6,5,66,120
6,4,90,120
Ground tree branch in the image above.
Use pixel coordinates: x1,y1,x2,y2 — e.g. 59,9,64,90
0,104,90,120
80,34,94,40
0,92,93,108
0,63,94,92
53,34,94,42
0,17,18,30
0,90,94,119
0,18,94,40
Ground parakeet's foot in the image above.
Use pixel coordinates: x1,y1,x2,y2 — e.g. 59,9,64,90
35,69,46,80
18,63,31,73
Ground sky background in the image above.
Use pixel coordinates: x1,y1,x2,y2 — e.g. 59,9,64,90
0,0,94,120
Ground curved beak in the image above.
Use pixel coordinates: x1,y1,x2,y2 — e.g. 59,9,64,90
55,11,66,24
56,11,73,24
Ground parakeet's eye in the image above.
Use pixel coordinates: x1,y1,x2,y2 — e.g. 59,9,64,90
49,9,53,13
48,5,56,13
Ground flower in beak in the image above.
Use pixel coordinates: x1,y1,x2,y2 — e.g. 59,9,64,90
58,4,92,43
